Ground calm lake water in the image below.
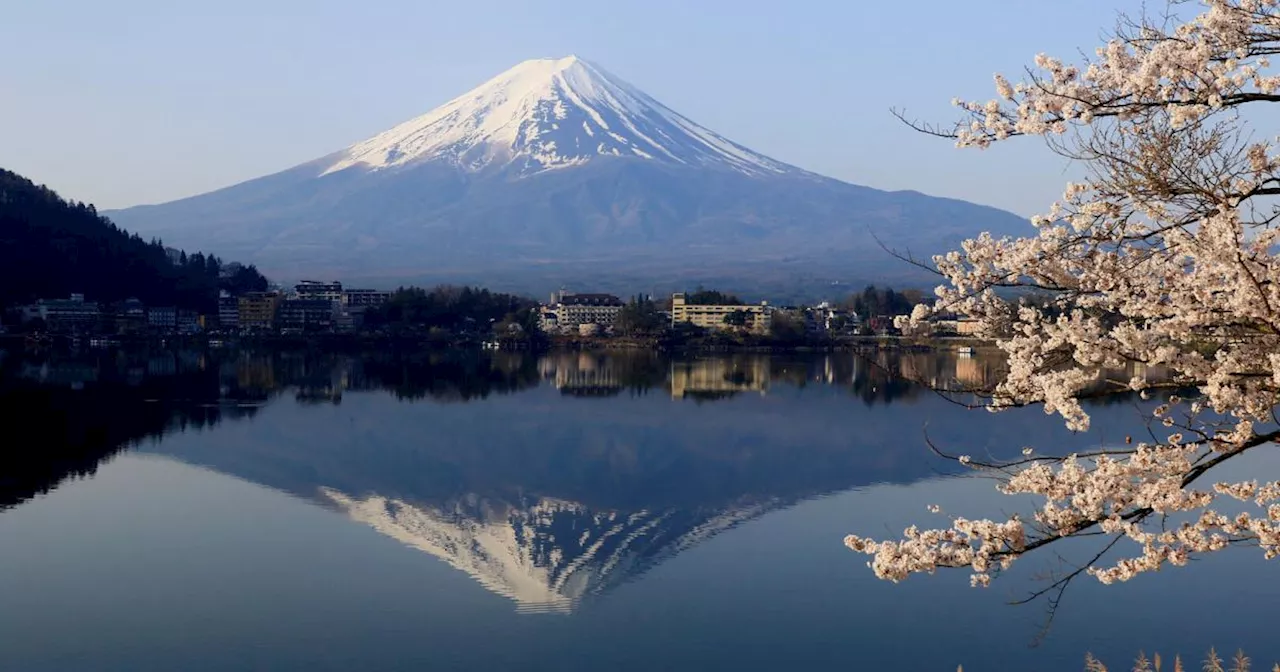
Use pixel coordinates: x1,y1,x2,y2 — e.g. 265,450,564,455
1,348,1277,671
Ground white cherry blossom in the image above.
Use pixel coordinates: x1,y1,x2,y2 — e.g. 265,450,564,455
851,0,1280,588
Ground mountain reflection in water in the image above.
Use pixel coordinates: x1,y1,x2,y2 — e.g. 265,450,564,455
0,347,1165,613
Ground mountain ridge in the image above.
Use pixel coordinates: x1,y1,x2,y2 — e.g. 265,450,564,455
106,56,1030,291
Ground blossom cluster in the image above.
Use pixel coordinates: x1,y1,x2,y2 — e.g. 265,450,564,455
854,1,1280,587
952,0,1280,148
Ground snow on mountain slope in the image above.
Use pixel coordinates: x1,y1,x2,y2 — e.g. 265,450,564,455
321,55,798,178
320,487,782,613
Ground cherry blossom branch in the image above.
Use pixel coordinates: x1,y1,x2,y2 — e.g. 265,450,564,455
849,0,1280,598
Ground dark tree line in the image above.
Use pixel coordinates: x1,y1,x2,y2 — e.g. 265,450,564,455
364,285,538,334
359,351,541,402
0,351,262,509
615,295,666,335
843,285,929,318
0,169,267,312
218,261,270,297
684,289,744,306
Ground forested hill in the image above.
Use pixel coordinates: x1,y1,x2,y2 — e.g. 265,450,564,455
0,169,266,311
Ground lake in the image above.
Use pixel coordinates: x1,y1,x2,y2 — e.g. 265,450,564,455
1,348,1277,671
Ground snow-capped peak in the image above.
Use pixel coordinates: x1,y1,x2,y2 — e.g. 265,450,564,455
318,487,784,613
321,56,796,178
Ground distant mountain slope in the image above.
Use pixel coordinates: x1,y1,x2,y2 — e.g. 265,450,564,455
107,56,1030,289
0,168,265,310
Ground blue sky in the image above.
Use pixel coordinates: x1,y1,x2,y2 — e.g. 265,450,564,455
1,0,1144,216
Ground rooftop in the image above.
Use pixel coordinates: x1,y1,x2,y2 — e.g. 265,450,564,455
560,293,623,306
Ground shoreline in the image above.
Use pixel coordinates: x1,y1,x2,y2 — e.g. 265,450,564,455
0,332,998,354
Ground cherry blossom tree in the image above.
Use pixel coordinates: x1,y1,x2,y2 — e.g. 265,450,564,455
846,0,1280,595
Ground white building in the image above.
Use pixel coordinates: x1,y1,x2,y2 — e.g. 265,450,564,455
806,302,859,334
540,292,623,334
31,294,100,330
295,280,344,304
670,293,771,334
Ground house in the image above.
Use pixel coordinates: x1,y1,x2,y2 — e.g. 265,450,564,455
929,317,982,337
804,302,859,335
538,310,562,334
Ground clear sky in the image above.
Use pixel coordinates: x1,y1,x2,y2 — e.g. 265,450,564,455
1,0,1145,216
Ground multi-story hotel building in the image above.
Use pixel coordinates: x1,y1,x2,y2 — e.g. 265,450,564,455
295,281,344,304
217,292,240,330
238,292,281,331
341,288,392,308
540,292,624,334
670,293,772,334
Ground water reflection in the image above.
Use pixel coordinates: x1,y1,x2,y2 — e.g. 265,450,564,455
5,348,1014,407
533,349,1012,403
0,350,263,509
0,347,1167,614
320,489,781,613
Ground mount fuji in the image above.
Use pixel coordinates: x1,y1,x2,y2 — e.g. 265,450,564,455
322,56,797,179
107,56,1028,293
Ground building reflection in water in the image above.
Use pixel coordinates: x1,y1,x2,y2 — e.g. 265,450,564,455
2,346,1177,614
534,351,1011,402
669,357,769,399
542,352,625,397
14,345,1156,407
